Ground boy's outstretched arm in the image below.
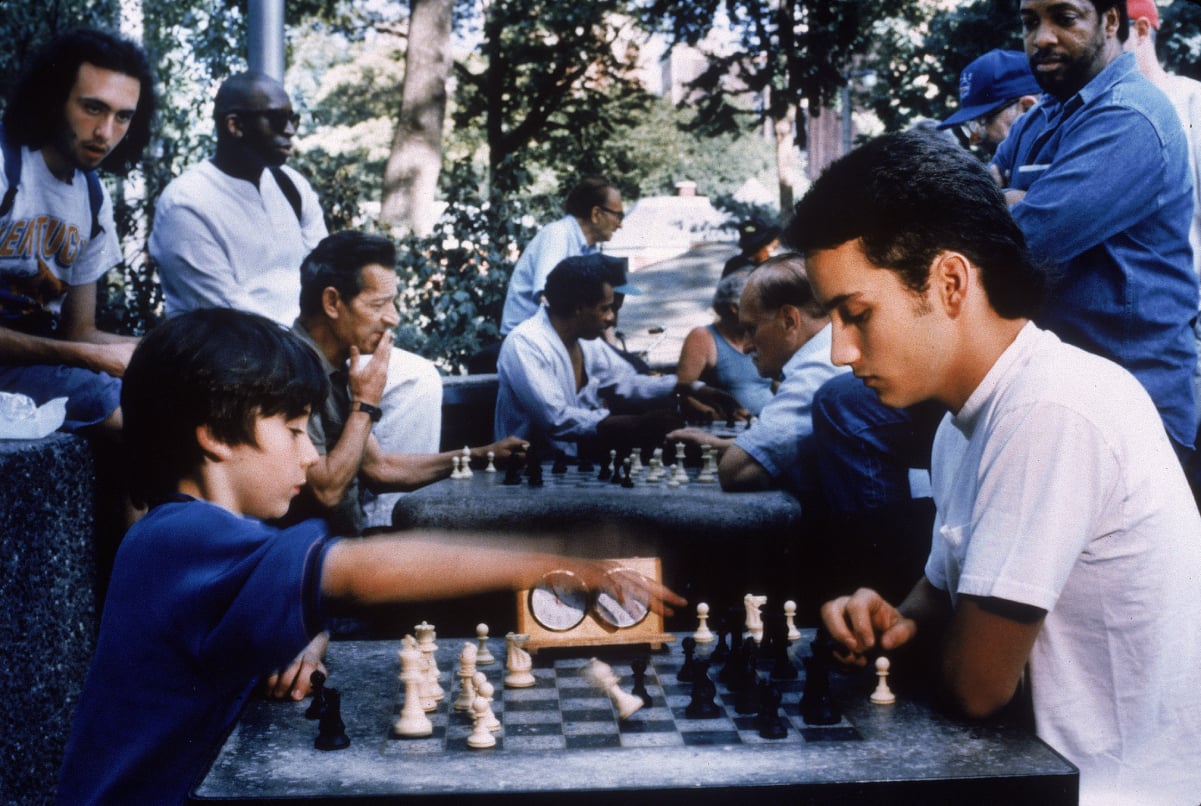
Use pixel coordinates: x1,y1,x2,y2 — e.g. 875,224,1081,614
320,533,686,617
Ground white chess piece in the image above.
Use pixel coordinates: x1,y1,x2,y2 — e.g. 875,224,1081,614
585,658,644,720
674,461,689,485
394,636,433,737
666,464,680,488
475,623,496,665
466,696,497,748
454,642,478,711
744,593,767,644
693,602,714,643
870,656,896,705
485,450,496,473
415,622,444,704
503,632,536,688
473,672,501,731
696,445,716,483
629,450,642,476
460,446,473,478
784,600,801,641
450,455,463,480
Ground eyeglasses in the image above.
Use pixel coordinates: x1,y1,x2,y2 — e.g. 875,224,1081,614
962,99,1017,141
233,107,300,133
597,206,625,223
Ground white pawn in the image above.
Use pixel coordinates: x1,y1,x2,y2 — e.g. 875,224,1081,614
629,450,642,476
394,637,433,737
783,600,801,641
870,656,896,705
693,602,714,643
485,450,496,473
454,642,478,711
696,445,716,483
666,465,680,489
475,623,496,665
585,658,643,720
460,446,473,478
473,672,501,732
450,455,463,480
466,696,497,748
504,632,536,688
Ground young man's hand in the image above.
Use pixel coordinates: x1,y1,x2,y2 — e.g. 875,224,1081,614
262,632,329,701
820,587,917,666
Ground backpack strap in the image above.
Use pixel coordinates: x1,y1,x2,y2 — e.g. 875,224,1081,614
269,165,303,223
0,125,21,219
0,124,103,239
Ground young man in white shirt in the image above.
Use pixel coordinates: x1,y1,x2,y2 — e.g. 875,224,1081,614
790,130,1201,806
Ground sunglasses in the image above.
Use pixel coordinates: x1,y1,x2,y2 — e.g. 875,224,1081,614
233,107,300,133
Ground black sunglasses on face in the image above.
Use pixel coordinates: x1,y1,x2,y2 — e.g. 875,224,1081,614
233,108,299,133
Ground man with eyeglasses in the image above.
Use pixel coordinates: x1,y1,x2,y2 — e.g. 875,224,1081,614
498,176,625,339
936,49,1042,154
151,71,325,325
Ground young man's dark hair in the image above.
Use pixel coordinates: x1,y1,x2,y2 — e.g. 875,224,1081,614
542,253,611,316
563,176,617,218
786,130,1047,321
122,308,328,507
298,230,397,317
3,28,156,175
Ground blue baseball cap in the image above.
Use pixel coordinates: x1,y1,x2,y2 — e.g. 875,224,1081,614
938,50,1042,130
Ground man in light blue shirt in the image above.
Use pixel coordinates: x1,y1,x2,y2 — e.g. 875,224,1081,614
668,255,848,492
499,177,625,336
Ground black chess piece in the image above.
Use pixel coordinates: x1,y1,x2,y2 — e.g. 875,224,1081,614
677,636,697,683
314,687,351,750
711,619,730,665
551,450,568,474
620,459,635,488
767,613,798,681
502,452,524,485
597,453,612,481
630,657,653,708
305,669,327,720
755,682,788,739
718,632,742,686
611,452,626,485
800,629,842,726
684,659,721,719
733,672,762,715
525,453,544,487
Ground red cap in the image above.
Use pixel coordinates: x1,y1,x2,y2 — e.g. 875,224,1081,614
1127,0,1160,29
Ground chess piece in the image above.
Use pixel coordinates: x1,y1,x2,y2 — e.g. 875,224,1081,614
485,450,496,472
677,636,698,683
305,669,327,720
693,602,714,644
551,450,568,474
585,658,643,720
620,458,635,488
525,452,544,487
395,637,433,737
871,656,896,705
800,631,842,726
504,632,536,688
475,623,496,665
473,672,501,731
314,687,351,750
755,682,788,739
696,445,716,482
630,656,653,708
598,451,613,481
454,642,479,711
450,454,463,479
767,613,798,680
415,622,444,703
783,600,801,641
711,618,730,664
684,658,721,719
460,446,473,478
466,696,497,749
502,451,523,485
744,593,767,644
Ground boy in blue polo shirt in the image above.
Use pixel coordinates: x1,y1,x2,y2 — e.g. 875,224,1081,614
57,308,683,804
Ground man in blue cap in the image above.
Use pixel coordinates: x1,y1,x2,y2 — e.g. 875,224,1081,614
938,49,1042,154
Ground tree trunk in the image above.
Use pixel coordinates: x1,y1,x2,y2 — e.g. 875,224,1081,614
773,106,796,214
380,0,453,237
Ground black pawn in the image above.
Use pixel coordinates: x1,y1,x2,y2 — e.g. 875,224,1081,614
597,454,612,481
314,687,350,750
525,453,544,487
630,657,653,708
677,636,697,683
502,452,523,485
800,630,841,726
551,450,568,474
620,459,635,488
717,633,741,686
710,620,730,665
755,683,788,739
305,669,327,720
684,659,721,719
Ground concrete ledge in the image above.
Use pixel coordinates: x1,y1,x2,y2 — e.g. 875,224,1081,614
0,433,99,805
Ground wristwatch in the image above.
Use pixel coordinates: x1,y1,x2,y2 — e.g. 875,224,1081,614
354,401,383,423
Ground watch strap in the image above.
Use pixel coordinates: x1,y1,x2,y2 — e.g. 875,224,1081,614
355,401,383,423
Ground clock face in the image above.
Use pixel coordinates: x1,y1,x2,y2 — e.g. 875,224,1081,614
591,567,649,629
528,570,588,632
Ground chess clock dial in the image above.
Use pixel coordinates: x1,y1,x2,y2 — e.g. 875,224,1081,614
591,567,650,629
528,570,589,631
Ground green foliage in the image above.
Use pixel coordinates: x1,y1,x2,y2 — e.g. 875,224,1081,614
1162,0,1201,81
0,0,120,105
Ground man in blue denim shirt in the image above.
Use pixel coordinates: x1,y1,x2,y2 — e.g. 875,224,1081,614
993,0,1197,457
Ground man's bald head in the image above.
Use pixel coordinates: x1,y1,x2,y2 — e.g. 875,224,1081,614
214,71,288,122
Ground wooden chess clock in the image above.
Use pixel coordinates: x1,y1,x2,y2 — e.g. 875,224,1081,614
516,556,673,652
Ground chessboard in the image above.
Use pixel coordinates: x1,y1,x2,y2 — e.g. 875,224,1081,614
383,643,857,755
193,631,1079,805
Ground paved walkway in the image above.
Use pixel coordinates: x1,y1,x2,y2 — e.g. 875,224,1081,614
615,242,736,370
